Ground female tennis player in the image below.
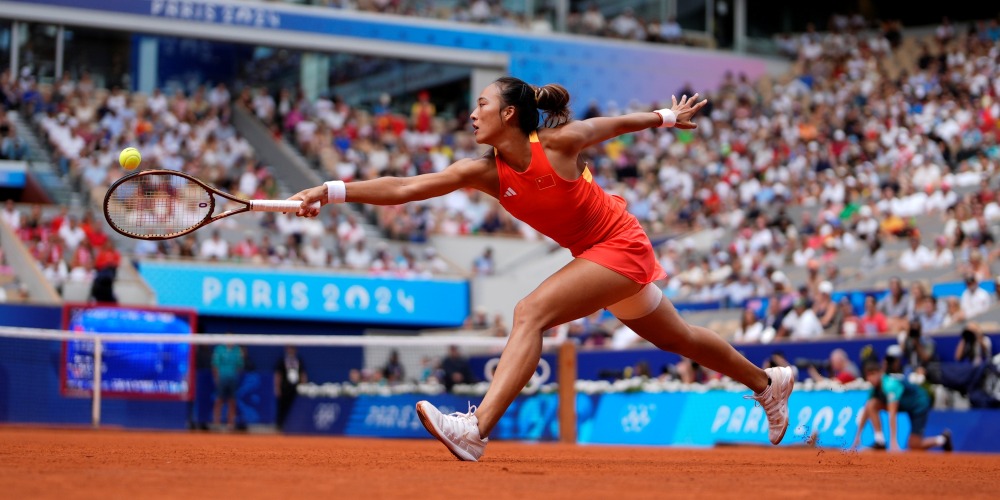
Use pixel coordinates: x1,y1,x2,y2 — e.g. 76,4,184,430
289,77,794,461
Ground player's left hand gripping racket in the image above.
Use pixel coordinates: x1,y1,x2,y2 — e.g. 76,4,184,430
103,169,318,240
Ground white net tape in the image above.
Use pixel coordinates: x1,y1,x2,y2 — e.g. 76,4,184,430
0,326,566,348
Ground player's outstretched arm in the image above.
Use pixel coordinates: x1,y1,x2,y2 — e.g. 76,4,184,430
290,157,492,217
554,94,707,149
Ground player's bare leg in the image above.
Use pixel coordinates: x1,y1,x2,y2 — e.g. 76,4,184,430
621,298,793,444
621,298,768,392
475,259,642,435
416,259,641,460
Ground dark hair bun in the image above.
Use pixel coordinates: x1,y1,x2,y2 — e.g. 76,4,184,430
535,84,571,127
535,84,569,110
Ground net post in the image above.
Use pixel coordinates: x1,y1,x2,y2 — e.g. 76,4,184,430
92,337,102,429
557,339,577,444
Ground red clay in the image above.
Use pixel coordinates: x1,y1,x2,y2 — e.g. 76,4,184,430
2,426,998,499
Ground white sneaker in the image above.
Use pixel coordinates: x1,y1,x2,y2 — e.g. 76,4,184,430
745,366,795,445
416,401,488,462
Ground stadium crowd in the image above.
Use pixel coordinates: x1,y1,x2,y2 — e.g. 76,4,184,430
244,13,1000,337
0,69,458,285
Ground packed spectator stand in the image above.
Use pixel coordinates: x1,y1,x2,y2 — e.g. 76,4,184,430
249,11,1000,341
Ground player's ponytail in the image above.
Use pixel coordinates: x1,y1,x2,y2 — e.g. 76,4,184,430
534,83,571,128
494,76,572,134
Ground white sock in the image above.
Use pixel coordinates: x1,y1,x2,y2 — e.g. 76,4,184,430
874,432,885,445
934,435,946,446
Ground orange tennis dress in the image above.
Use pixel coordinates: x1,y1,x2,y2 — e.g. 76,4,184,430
496,131,666,284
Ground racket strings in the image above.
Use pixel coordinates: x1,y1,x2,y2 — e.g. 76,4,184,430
106,173,213,238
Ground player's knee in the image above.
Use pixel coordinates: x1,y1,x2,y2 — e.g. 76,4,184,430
607,283,663,320
512,298,550,332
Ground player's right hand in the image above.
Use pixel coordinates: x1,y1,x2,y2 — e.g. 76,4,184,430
289,185,327,218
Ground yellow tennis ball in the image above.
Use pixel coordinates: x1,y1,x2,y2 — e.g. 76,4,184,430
119,147,141,171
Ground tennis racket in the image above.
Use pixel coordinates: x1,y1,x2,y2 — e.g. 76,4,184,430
103,169,318,240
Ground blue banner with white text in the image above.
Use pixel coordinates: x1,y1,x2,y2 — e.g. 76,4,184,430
281,389,956,450
580,390,872,447
284,393,558,441
578,390,992,450
138,262,469,327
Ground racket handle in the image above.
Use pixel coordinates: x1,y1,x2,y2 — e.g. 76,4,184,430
250,200,320,213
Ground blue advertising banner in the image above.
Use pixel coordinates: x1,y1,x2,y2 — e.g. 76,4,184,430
139,262,469,327
280,390,917,449
343,393,442,439
583,392,691,446
581,390,888,448
284,393,559,441
672,390,871,447
285,396,355,436
286,390,876,446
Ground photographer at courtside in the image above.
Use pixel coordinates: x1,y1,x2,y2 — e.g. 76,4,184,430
955,323,993,365
897,321,939,391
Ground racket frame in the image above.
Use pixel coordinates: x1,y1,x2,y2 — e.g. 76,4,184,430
103,169,302,240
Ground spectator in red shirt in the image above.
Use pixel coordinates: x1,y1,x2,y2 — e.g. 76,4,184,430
90,239,120,303
48,205,69,232
94,240,120,269
231,232,260,263
79,212,107,248
857,295,889,337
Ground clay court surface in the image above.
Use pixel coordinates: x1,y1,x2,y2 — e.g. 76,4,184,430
2,426,999,499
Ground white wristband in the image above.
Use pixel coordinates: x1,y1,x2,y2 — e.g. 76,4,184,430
324,180,346,204
653,109,676,128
